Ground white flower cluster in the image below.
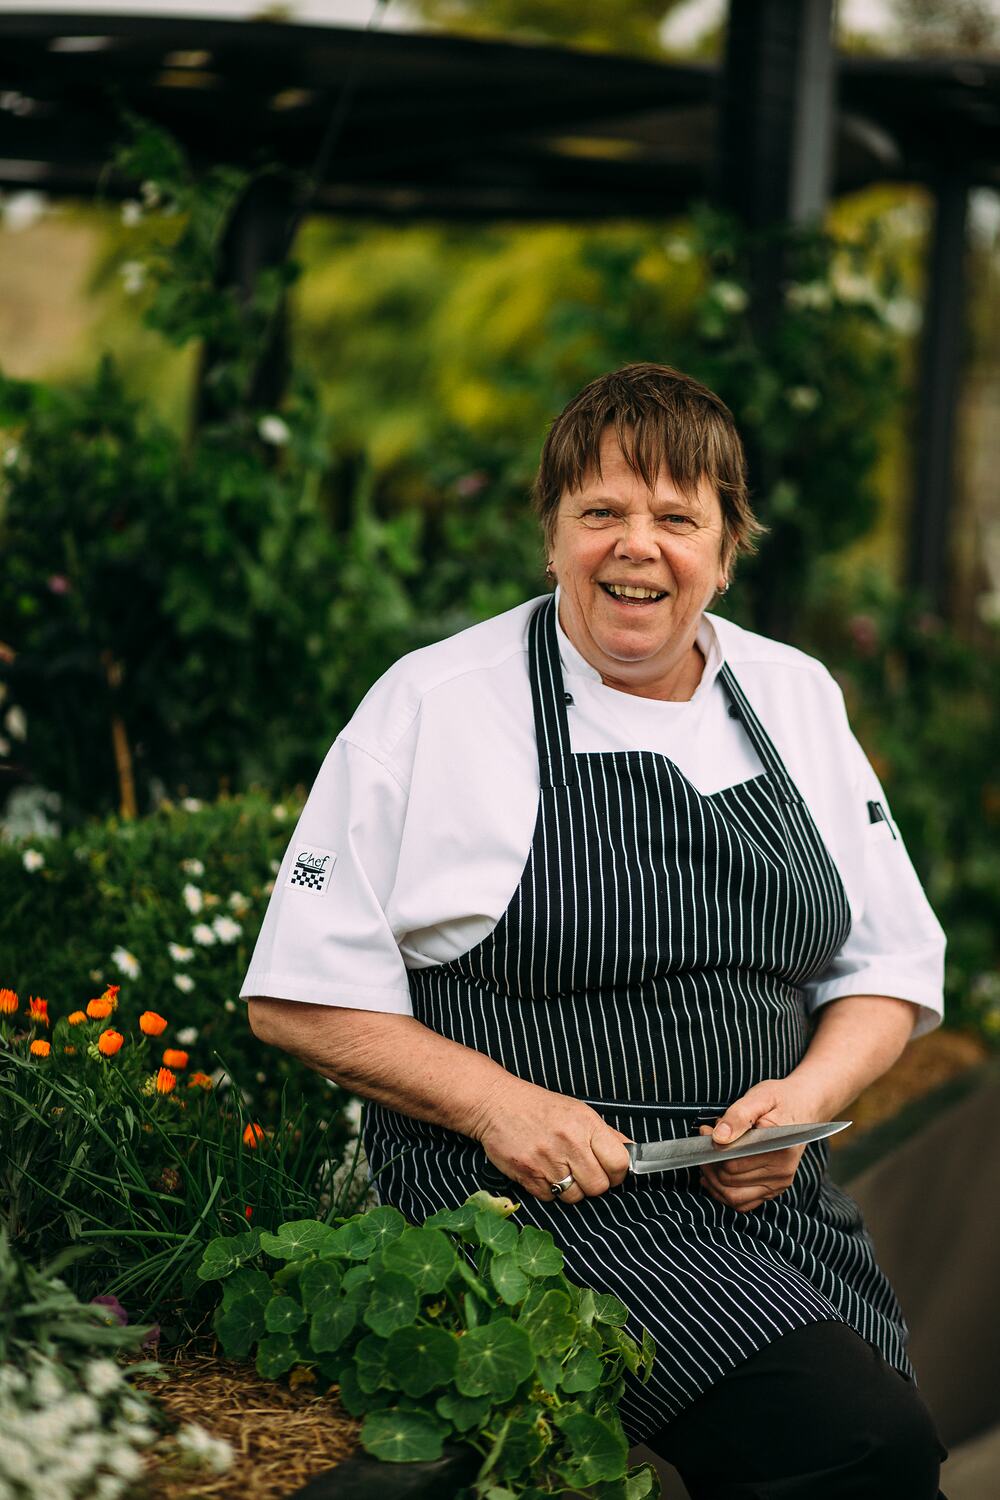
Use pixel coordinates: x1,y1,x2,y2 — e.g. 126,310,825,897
0,1351,155,1500
174,1422,234,1473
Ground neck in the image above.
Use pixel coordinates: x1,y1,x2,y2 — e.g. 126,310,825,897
598,640,706,702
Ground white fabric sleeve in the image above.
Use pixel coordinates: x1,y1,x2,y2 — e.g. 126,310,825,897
803,707,946,1041
239,737,414,1014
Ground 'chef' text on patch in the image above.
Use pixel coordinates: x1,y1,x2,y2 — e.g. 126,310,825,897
286,845,337,894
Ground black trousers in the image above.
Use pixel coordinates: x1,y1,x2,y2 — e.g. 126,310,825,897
646,1319,950,1500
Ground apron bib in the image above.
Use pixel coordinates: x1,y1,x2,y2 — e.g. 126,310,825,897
365,597,915,1441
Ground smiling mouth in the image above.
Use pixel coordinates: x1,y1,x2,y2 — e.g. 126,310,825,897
599,582,668,605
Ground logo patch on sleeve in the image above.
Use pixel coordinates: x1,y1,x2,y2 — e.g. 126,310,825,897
286,845,337,893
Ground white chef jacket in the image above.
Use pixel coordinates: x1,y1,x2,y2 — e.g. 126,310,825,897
241,592,946,1040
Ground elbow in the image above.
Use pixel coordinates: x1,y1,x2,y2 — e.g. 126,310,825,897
247,997,283,1045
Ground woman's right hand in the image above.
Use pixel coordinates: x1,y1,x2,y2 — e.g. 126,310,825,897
470,1078,633,1205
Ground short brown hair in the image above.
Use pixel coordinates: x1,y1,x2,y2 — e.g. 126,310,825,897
532,362,765,571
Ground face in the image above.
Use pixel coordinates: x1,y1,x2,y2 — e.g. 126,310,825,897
548,426,728,692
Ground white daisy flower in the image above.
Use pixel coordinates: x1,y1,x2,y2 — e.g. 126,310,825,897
111,946,140,979
712,280,749,313
224,999,237,1013
182,883,203,915
120,200,143,227
192,923,216,947
85,1360,122,1398
168,942,194,963
173,973,195,993
5,704,27,740
140,179,161,208
180,858,204,876
227,891,249,912
211,915,242,944
120,260,146,295
180,797,203,812
784,279,832,312
176,1025,199,1045
22,848,44,872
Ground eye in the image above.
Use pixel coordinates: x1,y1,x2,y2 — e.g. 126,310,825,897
660,514,694,526
582,507,617,521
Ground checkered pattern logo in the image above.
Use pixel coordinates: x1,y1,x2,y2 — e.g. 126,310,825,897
286,845,336,894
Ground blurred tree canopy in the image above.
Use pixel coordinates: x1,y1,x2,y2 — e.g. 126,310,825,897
407,0,686,55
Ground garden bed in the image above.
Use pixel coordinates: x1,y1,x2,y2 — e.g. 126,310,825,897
141,1354,360,1500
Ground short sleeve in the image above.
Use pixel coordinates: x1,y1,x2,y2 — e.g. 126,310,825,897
239,738,413,1014
802,720,945,1041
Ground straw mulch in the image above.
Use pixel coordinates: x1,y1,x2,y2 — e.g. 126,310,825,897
141,1353,360,1500
827,1024,991,1150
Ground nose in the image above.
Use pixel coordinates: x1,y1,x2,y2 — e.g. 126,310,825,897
614,517,660,563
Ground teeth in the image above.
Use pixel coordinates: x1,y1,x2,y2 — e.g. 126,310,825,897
605,583,665,600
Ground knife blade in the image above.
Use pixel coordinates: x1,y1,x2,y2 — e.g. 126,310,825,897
627,1120,851,1174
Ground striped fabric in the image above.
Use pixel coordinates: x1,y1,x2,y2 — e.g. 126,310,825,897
365,596,915,1441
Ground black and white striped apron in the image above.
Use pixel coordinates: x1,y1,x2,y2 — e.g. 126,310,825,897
365,596,914,1442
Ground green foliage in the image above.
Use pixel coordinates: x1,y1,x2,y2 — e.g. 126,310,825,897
199,1196,659,1499
0,974,358,1337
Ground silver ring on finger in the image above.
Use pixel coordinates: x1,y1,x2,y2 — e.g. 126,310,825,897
549,1173,575,1198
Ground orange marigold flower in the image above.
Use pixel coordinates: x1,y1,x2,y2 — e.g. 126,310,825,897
67,1010,87,1026
87,997,113,1020
162,1048,188,1070
64,1045,77,1056
103,984,121,1003
187,1071,213,1090
155,1067,177,1094
140,1011,168,1036
98,1029,124,1057
28,997,49,1026
242,1122,266,1149
0,988,18,1015
30,1039,51,1058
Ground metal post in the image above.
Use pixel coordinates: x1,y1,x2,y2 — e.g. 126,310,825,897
907,177,970,614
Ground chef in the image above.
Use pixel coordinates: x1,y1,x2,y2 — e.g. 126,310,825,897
244,363,950,1498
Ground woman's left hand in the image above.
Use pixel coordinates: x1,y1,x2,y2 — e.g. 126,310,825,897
697,1077,832,1214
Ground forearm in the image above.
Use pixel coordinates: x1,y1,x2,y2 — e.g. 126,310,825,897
786,994,918,1118
247,997,521,1139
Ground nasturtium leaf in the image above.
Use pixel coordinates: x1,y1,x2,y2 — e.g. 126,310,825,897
455,1321,535,1401
364,1272,419,1338
520,1289,577,1358
484,1489,519,1500
300,1258,343,1312
474,1212,517,1255
577,1288,596,1327
610,1326,644,1376
258,1220,341,1261
592,1291,629,1327
535,1353,564,1392
221,1266,272,1311
342,1262,377,1293
310,1298,360,1354
434,1390,491,1432
561,1347,604,1393
624,1464,659,1498
213,1294,267,1359
335,1365,377,1417
515,1225,563,1278
326,1219,378,1260
640,1326,655,1381
361,1409,445,1464
264,1295,305,1334
555,1410,628,1484
354,1333,395,1394
386,1325,458,1397
361,1205,407,1249
496,1415,546,1478
382,1227,457,1294
490,1252,529,1305
197,1229,261,1280
256,1332,299,1380
455,1257,491,1303
422,1204,478,1237
273,1257,310,1292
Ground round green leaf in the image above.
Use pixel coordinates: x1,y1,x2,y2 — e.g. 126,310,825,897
422,1204,479,1238
361,1206,408,1250
300,1258,343,1312
364,1272,419,1337
475,1212,517,1254
455,1320,535,1401
434,1390,491,1433
256,1332,299,1380
197,1228,261,1280
326,1219,378,1260
519,1289,577,1358
555,1410,628,1484
386,1325,458,1397
214,1294,267,1359
258,1220,342,1261
490,1252,529,1305
265,1294,306,1334
515,1225,563,1278
221,1265,272,1311
310,1298,360,1355
361,1409,445,1463
354,1332,395,1394
592,1291,629,1327
382,1227,457,1293
561,1347,603,1393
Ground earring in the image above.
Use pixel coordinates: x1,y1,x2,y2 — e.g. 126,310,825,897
545,561,554,577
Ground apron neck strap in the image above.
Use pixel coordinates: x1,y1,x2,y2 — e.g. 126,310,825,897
718,661,803,804
528,597,577,789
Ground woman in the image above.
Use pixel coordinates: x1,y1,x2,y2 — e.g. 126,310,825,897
244,364,950,1498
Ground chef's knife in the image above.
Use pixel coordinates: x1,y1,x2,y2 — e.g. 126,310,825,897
627,1120,851,1174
